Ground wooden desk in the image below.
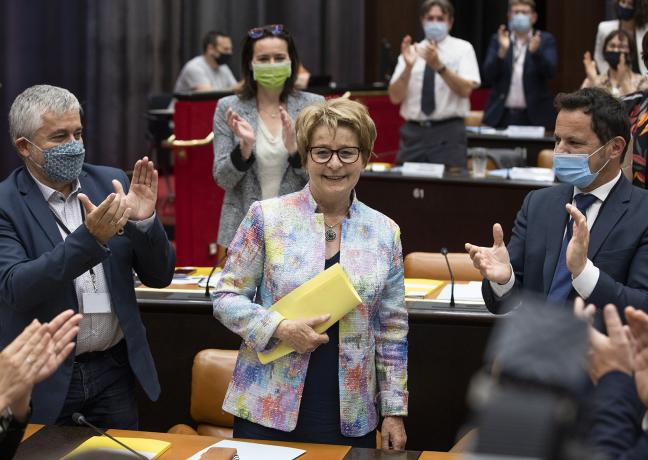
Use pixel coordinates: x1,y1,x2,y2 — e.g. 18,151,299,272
356,171,552,255
16,424,455,459
135,285,495,452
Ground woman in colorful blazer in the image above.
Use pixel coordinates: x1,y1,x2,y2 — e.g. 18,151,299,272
212,98,408,450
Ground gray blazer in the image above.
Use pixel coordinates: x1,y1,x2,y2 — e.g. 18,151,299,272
212,91,324,247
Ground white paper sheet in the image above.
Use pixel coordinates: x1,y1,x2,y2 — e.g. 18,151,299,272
187,440,306,460
436,281,484,304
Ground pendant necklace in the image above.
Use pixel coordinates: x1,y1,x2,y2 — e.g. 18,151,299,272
324,217,344,241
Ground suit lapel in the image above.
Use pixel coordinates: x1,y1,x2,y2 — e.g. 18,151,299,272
588,176,631,259
17,169,63,248
542,185,574,293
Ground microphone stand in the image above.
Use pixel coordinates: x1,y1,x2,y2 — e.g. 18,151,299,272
441,247,455,307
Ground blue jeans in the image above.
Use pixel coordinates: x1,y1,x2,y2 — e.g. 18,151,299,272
55,340,138,429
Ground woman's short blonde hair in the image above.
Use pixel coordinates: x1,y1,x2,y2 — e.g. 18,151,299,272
295,97,376,166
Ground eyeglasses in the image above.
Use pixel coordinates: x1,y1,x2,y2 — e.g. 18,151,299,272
308,146,362,164
247,24,285,39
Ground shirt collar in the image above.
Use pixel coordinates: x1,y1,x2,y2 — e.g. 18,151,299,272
26,168,81,202
574,171,622,202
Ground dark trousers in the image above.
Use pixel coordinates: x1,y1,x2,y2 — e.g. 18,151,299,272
497,107,532,128
55,340,138,430
396,118,467,167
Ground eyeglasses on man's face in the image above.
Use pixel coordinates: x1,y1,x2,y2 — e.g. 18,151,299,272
247,24,284,40
308,146,362,164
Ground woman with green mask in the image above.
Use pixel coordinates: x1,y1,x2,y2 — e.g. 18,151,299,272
212,24,324,250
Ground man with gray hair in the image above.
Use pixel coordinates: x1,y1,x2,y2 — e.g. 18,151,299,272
0,84,175,428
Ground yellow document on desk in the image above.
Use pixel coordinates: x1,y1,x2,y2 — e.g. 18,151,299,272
404,278,445,298
257,263,362,364
63,436,170,459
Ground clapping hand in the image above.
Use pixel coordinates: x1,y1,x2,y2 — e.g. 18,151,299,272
226,108,255,159
626,306,648,408
279,106,298,154
574,299,633,384
423,41,443,71
583,51,599,83
528,31,541,53
497,25,511,58
78,192,130,244
465,223,512,284
400,35,417,69
113,157,157,221
565,204,589,278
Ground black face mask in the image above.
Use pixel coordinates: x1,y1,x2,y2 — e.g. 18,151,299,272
215,53,232,66
616,4,635,21
604,50,629,70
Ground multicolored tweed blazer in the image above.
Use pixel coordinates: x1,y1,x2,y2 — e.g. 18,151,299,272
212,184,408,436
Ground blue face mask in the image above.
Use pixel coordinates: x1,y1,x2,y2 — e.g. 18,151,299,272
553,142,611,189
424,21,449,42
25,138,86,184
509,13,532,33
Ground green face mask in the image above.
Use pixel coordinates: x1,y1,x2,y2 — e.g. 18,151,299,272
252,62,292,90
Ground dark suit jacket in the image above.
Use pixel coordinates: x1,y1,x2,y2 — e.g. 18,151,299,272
590,372,648,459
0,164,175,423
482,176,648,316
482,30,557,130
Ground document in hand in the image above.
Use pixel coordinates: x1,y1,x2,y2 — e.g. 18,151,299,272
63,436,170,459
257,263,362,364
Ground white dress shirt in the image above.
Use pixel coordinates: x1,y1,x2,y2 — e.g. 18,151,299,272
491,171,623,299
390,36,481,121
30,170,155,354
504,33,530,109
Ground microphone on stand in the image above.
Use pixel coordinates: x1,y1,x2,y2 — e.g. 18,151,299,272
440,247,455,307
72,412,147,460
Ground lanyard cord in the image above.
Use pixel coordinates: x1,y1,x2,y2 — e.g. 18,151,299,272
49,199,97,291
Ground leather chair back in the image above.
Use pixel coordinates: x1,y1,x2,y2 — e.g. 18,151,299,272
190,349,238,437
537,149,554,168
404,252,482,281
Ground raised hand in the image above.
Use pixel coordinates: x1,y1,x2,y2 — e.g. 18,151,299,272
114,156,157,221
78,192,130,244
36,310,82,383
497,25,511,58
565,204,590,278
585,304,633,384
226,108,255,159
423,41,443,71
583,51,599,83
465,223,512,284
279,106,298,154
273,314,331,354
528,31,541,53
401,35,417,69
625,306,648,407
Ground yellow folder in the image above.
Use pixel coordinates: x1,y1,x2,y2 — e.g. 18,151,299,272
257,263,362,364
63,436,171,459
404,278,445,298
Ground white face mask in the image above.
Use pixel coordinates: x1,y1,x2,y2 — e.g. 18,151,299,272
423,21,449,42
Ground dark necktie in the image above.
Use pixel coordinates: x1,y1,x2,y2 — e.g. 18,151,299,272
546,193,599,304
421,65,436,116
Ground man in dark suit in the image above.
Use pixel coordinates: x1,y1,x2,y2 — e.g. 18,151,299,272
466,87,648,316
0,85,175,427
482,0,557,130
575,299,648,459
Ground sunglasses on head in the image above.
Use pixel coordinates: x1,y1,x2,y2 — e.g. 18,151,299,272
247,24,285,39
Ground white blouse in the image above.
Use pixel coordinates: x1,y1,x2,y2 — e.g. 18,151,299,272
254,118,288,200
